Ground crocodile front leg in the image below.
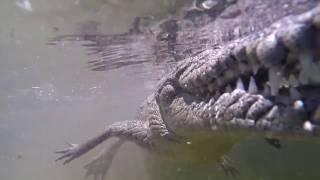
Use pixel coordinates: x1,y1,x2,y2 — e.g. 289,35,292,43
55,120,151,164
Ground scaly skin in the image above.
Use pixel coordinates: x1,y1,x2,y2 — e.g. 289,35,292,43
55,0,320,179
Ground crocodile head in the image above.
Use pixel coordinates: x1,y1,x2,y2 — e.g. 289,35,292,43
155,6,320,138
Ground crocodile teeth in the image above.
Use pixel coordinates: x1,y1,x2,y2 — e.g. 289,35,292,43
269,67,282,96
209,97,215,106
265,106,279,121
248,76,258,94
236,78,245,90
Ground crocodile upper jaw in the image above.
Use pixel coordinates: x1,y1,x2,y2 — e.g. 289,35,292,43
157,5,320,136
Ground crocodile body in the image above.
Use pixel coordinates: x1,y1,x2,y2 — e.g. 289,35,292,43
55,0,320,178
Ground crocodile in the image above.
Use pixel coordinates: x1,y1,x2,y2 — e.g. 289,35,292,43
55,0,320,179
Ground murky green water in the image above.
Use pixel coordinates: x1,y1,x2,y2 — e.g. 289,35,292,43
1,0,320,180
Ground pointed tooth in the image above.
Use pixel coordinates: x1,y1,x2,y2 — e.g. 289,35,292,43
290,87,301,100
265,106,279,121
209,97,215,105
288,74,299,87
236,78,245,90
248,76,258,94
269,67,282,96
226,85,232,93
263,84,271,96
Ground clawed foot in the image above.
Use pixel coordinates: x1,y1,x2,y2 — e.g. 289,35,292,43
218,156,239,178
55,143,81,164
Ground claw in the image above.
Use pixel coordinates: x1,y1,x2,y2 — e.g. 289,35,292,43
55,149,69,154
54,143,80,164
55,143,78,154
55,153,70,162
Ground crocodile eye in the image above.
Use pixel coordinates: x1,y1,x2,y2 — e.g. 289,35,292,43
159,84,176,105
